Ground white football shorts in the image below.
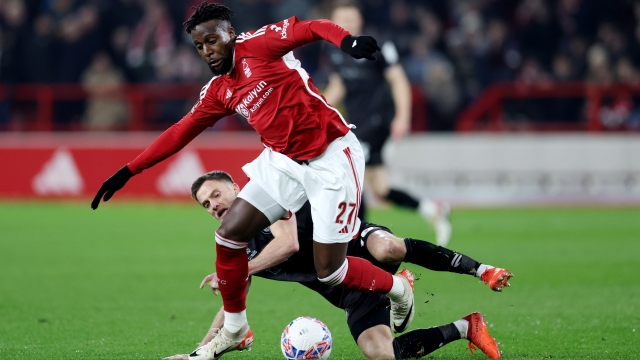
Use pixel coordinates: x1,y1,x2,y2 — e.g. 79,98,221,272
238,131,365,244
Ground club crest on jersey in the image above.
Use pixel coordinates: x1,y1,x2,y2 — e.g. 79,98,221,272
225,89,232,99
242,59,251,78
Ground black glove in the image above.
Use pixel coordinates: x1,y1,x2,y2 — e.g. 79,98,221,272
340,35,381,61
91,165,133,209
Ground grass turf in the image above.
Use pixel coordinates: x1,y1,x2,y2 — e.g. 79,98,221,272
0,202,639,359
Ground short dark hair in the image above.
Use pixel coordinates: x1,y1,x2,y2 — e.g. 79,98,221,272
191,170,235,201
183,2,235,34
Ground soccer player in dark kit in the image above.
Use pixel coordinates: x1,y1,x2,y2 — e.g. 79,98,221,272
91,3,417,359
323,1,452,247
164,170,511,360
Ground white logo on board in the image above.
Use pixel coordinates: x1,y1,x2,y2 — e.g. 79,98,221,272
157,151,206,196
32,149,84,195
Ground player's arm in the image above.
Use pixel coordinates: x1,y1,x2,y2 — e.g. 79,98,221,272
247,214,299,276
323,73,346,107
91,90,231,210
383,47,412,140
256,16,379,61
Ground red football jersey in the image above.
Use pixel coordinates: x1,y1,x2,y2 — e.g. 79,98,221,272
128,16,352,174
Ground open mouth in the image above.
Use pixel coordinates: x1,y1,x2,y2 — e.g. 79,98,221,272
217,208,228,219
210,58,223,68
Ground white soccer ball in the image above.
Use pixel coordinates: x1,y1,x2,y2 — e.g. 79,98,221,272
280,316,332,360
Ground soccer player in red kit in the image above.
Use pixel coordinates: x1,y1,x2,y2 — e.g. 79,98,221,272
91,3,414,359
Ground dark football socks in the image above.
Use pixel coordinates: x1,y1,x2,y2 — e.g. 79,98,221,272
403,238,481,276
386,189,420,209
392,323,461,359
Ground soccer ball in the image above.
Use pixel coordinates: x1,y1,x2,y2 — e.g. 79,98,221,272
280,316,332,360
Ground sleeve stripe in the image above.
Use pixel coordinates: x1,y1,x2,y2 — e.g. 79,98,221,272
236,27,266,43
281,52,351,129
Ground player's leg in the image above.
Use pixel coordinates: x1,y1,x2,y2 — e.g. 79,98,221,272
342,291,395,360
363,228,406,266
356,325,395,360
191,182,287,360
345,240,502,359
306,131,414,332
348,294,501,360
362,228,513,291
344,292,491,360
214,199,271,325
403,237,513,291
215,180,288,316
392,313,500,359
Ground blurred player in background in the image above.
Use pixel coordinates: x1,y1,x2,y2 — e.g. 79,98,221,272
164,170,511,360
323,0,452,247
91,3,416,359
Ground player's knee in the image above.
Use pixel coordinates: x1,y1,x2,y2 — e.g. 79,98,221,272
369,233,406,264
216,220,250,242
385,236,407,263
314,244,348,280
357,326,395,360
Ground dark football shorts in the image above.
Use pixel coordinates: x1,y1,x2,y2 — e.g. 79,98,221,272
355,127,390,167
343,222,400,341
351,110,393,167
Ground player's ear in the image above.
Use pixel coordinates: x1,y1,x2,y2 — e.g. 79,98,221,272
228,26,235,40
232,183,240,195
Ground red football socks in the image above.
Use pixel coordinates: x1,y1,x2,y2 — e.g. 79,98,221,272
215,242,249,313
341,256,394,293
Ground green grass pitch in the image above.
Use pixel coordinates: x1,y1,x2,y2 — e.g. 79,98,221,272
1,202,639,359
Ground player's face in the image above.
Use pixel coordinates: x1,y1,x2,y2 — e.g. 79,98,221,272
191,19,236,76
195,180,240,221
331,6,363,35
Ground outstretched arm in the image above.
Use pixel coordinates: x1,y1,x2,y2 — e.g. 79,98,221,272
384,64,412,140
253,16,379,61
91,84,232,209
91,117,209,209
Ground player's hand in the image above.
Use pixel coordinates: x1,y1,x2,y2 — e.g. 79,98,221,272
162,354,189,360
390,115,411,141
91,165,133,210
200,272,220,295
340,35,380,61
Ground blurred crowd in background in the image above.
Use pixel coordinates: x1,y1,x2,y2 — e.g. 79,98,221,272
2,0,640,131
